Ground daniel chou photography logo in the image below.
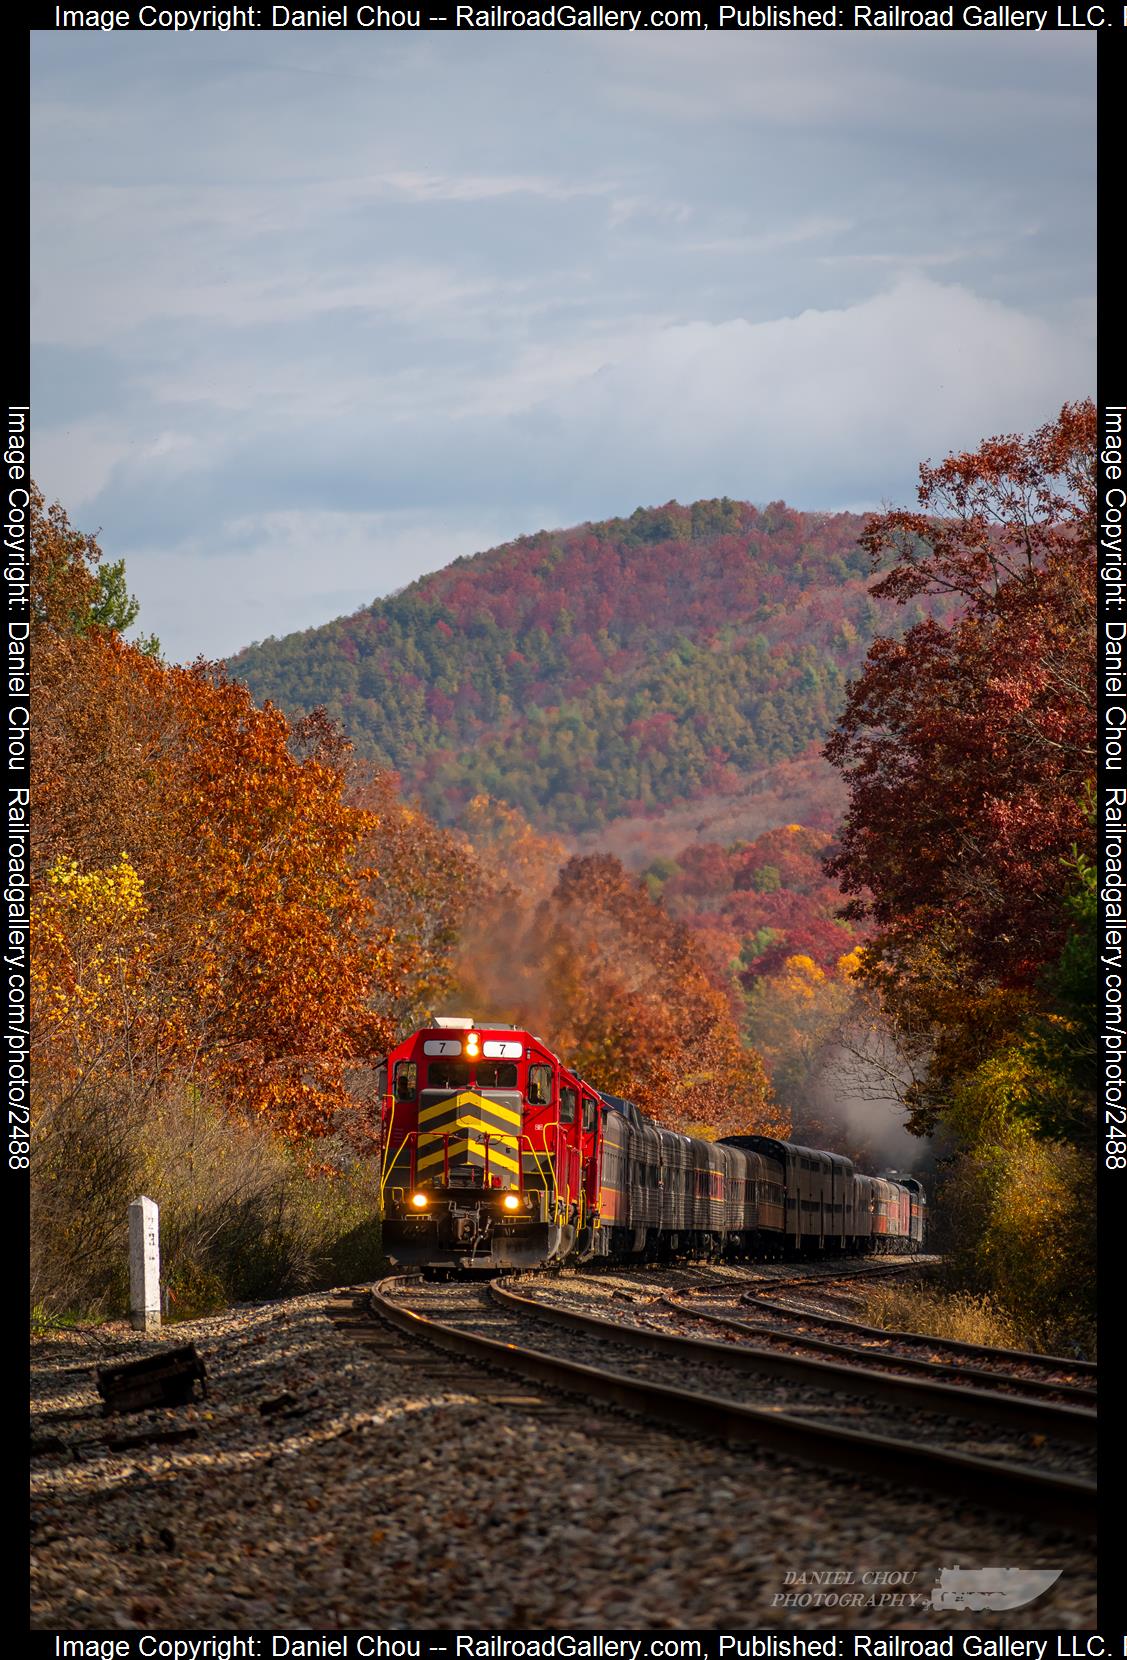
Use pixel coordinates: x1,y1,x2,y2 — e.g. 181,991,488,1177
929,1566,1063,1612
767,1566,1062,1612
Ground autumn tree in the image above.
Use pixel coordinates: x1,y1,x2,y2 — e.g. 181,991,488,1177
31,487,395,1145
532,855,783,1138
824,405,1096,1344
460,793,568,902
825,401,1096,1140
348,764,478,1035
743,951,858,1122
29,481,158,652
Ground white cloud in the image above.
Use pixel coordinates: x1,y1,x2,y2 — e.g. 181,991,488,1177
42,275,1093,668
129,507,525,665
374,169,611,204
529,277,1092,508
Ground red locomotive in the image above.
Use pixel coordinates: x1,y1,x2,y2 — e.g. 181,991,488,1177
378,1018,925,1271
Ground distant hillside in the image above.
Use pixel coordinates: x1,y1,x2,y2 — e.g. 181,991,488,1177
643,822,861,983
231,498,942,835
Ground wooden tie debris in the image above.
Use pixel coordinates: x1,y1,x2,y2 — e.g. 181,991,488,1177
96,1345,207,1416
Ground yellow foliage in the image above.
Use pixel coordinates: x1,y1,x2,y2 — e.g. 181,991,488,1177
44,854,144,918
32,855,152,1057
780,954,824,998
945,1020,1085,1149
939,1133,1095,1354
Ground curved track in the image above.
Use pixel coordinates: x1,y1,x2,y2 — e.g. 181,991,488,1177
371,1271,1096,1536
663,1297,1097,1409
731,1273,1097,1377
504,1280,1096,1443
652,1270,1097,1410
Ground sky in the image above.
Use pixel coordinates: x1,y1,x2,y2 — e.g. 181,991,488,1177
31,31,1095,665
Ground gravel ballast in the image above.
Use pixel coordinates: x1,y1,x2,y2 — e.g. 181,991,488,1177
31,1285,1096,1631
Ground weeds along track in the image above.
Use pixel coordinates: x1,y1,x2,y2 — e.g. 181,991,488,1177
722,1270,1097,1399
370,1270,1095,1537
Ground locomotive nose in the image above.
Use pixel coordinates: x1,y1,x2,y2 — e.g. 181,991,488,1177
415,1088,522,1184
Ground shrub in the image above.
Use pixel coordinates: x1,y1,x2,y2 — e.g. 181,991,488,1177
860,1282,1025,1351
925,1134,1095,1357
30,1080,383,1324
31,1077,146,1321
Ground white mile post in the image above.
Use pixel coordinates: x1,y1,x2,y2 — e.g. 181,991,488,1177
129,1195,161,1332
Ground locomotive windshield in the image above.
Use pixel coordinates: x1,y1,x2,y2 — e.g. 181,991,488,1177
427,1059,473,1089
425,1058,519,1090
477,1061,518,1088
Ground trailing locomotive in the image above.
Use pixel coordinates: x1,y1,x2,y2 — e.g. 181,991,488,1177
378,1019,925,1272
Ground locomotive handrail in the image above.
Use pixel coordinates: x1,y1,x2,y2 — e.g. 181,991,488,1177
531,1118,563,1210
379,1133,413,1200
524,1136,555,1199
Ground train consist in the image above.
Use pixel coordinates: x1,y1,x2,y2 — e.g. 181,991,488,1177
378,1019,926,1272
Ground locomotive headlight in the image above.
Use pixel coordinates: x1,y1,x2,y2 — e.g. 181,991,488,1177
465,1031,481,1057
502,1192,520,1212
410,1192,429,1209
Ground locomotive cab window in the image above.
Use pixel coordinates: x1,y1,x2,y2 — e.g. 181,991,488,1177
527,1064,553,1106
477,1061,518,1089
582,1097,596,1133
559,1085,577,1123
393,1061,417,1101
428,1059,472,1090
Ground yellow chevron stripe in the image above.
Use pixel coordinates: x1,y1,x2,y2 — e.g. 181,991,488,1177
469,1095,523,1127
440,1115,519,1141
417,1139,521,1176
418,1090,522,1128
416,1141,466,1172
418,1094,475,1126
418,1112,521,1139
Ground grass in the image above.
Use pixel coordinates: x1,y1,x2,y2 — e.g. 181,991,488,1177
856,1280,1089,1357
31,1082,386,1326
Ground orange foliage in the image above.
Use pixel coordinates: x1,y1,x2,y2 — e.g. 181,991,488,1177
32,492,395,1141
460,851,783,1138
348,765,478,1032
460,793,568,901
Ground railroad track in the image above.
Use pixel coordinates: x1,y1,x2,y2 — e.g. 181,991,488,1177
370,1271,1096,1536
329,1283,685,1454
663,1294,1097,1411
653,1270,1097,1410
750,1277,1093,1378
498,1271,1096,1442
740,1288,1099,1383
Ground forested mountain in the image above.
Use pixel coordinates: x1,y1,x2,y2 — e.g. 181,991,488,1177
231,498,944,834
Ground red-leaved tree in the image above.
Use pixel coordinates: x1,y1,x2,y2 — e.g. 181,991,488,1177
825,400,1096,1132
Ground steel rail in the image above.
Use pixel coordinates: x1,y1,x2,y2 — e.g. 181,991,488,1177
371,1275,1095,1535
738,1289,1099,1376
663,1297,1097,1408
492,1280,1095,1445
731,1258,934,1288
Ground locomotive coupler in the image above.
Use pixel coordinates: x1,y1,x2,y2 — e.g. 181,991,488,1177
447,1204,493,1251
